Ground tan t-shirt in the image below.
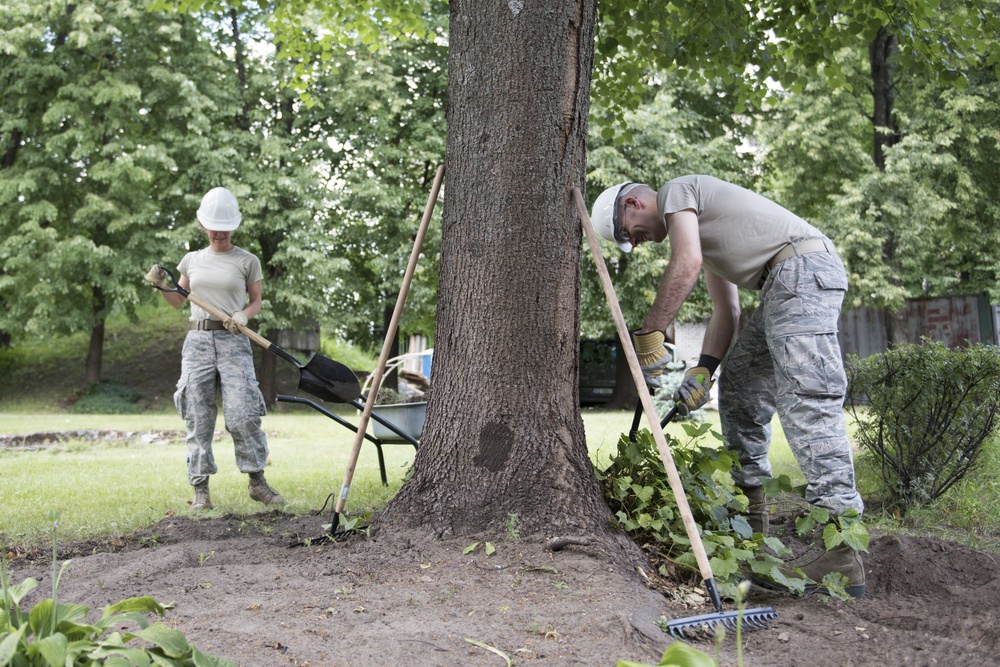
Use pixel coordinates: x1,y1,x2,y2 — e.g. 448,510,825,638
177,247,263,321
657,175,824,290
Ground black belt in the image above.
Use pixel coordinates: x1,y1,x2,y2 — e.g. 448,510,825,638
190,319,226,331
757,238,835,289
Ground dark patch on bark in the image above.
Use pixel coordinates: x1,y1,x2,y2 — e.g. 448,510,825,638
474,422,513,472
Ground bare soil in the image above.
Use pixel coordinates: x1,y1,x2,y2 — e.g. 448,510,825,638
8,505,1000,667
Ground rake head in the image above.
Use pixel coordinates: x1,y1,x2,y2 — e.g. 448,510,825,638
666,606,779,640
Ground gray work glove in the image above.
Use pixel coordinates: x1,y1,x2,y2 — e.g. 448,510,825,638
673,366,713,414
223,310,248,335
145,265,170,290
632,330,671,389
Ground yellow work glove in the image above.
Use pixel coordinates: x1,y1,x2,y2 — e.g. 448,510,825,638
632,330,671,389
673,366,713,414
145,265,170,290
224,310,248,335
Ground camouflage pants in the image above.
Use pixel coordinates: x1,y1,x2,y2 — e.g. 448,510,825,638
174,331,269,486
719,247,864,516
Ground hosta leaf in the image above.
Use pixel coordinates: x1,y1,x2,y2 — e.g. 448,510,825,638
137,623,191,658
105,596,167,617
0,626,28,665
192,645,239,667
33,632,69,667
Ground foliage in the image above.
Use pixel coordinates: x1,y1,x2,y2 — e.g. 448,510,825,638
0,514,236,667
593,0,999,137
0,1,219,347
754,4,1000,310
595,425,795,599
69,381,143,415
617,640,717,667
847,340,1000,511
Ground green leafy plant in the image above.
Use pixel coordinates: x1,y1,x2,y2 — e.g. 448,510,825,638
503,512,521,540
847,340,1000,512
596,424,794,599
0,513,236,666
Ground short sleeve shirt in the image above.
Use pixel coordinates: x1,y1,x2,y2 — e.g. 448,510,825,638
657,175,825,290
177,247,263,321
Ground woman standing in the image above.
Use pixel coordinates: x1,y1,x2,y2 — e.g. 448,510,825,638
147,187,284,512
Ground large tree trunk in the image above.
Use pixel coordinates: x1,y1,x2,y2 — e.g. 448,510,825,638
382,0,624,546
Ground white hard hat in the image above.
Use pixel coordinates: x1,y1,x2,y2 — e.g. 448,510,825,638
590,181,634,253
197,187,242,231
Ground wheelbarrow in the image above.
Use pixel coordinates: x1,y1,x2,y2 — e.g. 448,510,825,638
276,392,422,486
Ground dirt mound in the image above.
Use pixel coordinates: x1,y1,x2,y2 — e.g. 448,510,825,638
7,512,1000,667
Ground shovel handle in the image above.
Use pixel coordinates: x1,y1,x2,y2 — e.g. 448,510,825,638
150,264,287,360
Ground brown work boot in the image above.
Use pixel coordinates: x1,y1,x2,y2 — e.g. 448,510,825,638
737,484,769,536
755,542,866,599
248,471,285,506
190,482,213,512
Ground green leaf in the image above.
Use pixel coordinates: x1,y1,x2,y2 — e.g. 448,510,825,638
463,543,479,555
136,623,192,658
485,543,496,556
0,626,28,665
657,641,717,666
730,514,752,540
822,522,843,550
33,633,69,667
844,520,870,552
192,645,240,667
105,596,167,617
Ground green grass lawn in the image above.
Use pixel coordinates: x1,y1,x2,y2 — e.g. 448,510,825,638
4,404,996,553
1,406,804,549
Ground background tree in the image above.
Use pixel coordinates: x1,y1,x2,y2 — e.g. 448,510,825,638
0,1,220,383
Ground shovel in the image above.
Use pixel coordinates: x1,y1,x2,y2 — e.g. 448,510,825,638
149,265,360,404
573,186,777,640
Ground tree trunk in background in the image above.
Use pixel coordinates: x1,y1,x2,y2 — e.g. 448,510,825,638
259,328,277,406
383,1,634,558
870,25,902,346
85,288,106,384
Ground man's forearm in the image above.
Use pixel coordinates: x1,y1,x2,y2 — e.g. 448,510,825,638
641,257,701,333
701,307,738,360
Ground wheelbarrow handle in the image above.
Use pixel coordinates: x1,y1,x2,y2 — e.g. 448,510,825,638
150,263,283,358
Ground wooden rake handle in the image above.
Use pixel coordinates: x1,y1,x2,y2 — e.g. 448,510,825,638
572,186,716,584
334,164,445,514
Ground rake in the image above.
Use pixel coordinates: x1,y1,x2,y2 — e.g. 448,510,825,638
573,187,778,640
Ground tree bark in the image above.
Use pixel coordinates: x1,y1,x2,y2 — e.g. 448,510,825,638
382,1,633,557
259,328,278,406
85,288,106,385
870,25,902,346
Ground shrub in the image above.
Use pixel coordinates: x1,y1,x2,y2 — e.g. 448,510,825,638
70,381,143,414
847,340,1000,512
596,424,797,599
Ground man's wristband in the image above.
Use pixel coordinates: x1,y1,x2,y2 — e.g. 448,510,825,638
697,354,722,376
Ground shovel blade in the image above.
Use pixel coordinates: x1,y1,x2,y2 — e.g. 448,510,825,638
298,354,361,403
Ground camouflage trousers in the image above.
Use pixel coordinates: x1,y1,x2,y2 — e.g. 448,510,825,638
720,246,864,516
174,331,269,486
